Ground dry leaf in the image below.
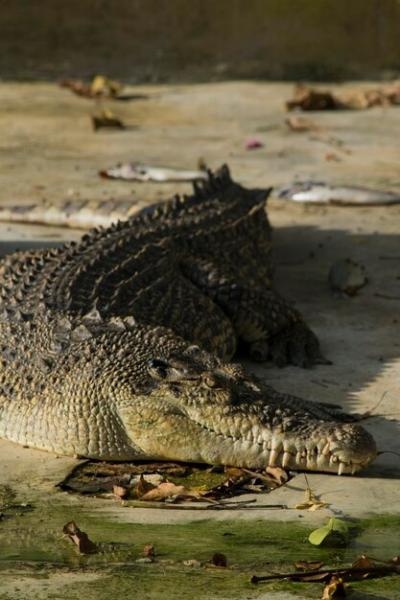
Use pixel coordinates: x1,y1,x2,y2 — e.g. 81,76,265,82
295,560,324,571
183,559,202,567
286,85,339,111
295,481,328,511
92,110,125,131
135,474,157,498
212,552,227,567
325,152,341,162
143,544,155,559
113,484,129,499
322,576,346,599
60,75,123,99
63,521,97,554
285,115,319,132
351,555,373,570
286,82,400,113
224,467,245,479
90,75,122,97
140,481,203,502
265,466,288,485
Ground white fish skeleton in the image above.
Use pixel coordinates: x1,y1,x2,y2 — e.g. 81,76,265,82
276,181,400,205
1,174,400,231
99,162,208,182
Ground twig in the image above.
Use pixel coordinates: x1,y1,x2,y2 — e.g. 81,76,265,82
379,256,400,260
251,564,400,584
374,293,400,301
356,390,389,420
123,500,287,510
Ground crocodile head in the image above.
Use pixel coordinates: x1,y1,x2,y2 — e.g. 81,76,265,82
115,329,377,475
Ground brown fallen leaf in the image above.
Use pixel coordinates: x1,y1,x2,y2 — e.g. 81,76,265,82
92,110,125,131
265,466,289,485
285,115,319,132
322,576,347,599
90,75,122,98
143,544,155,559
325,152,341,162
224,467,245,480
113,484,129,499
295,476,328,511
287,82,400,112
212,552,228,567
63,521,97,554
286,85,340,111
351,554,373,570
295,560,324,571
135,474,157,498
183,559,202,567
295,488,328,510
140,481,204,502
60,79,92,97
60,75,123,99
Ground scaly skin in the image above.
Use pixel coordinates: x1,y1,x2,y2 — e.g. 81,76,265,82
0,167,377,473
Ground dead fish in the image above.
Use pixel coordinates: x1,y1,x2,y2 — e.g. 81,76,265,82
99,163,208,182
329,259,368,296
276,181,400,205
0,198,143,229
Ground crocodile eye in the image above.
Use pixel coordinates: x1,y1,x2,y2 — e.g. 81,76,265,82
204,374,218,388
148,358,169,379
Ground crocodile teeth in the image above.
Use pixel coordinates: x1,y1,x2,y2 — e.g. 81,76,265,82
338,462,345,476
269,448,279,466
282,451,291,468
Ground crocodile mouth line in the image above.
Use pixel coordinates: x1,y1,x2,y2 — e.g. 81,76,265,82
196,421,374,475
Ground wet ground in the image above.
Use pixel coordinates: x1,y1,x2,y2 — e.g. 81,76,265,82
0,81,399,598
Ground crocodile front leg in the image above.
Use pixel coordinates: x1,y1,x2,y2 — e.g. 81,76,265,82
181,257,327,368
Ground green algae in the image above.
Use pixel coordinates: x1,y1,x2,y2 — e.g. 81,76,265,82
1,503,400,599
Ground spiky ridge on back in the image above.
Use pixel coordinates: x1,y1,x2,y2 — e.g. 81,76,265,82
0,165,272,324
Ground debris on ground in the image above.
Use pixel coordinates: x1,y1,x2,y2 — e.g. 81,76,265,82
329,259,368,296
285,115,320,132
286,82,400,111
295,560,325,571
99,162,208,182
60,75,123,99
59,460,289,505
245,138,264,150
250,554,400,586
62,520,98,554
143,544,155,560
136,479,206,503
276,181,400,205
325,152,341,162
294,475,329,511
91,109,126,131
286,85,339,111
321,576,347,599
211,552,228,567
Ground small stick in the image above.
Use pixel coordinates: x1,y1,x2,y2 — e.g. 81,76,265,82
374,293,400,301
251,564,400,584
123,500,287,510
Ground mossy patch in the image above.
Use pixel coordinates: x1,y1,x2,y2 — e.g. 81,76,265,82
1,504,400,599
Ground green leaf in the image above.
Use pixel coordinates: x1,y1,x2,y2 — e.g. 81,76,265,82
308,526,331,546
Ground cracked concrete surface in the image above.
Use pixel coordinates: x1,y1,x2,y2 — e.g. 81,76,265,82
0,81,399,525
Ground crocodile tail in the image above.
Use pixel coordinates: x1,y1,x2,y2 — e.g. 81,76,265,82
0,198,140,230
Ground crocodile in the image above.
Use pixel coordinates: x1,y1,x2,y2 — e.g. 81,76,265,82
0,166,376,474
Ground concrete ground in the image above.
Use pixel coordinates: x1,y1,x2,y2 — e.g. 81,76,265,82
0,81,399,524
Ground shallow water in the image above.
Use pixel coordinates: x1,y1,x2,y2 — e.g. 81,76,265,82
1,489,399,600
